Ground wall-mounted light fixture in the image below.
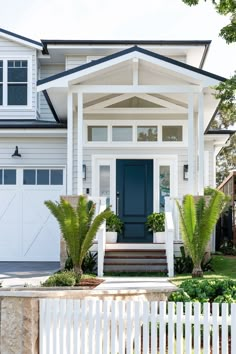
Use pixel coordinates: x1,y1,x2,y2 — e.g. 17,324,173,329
83,164,86,180
183,164,188,180
12,146,21,158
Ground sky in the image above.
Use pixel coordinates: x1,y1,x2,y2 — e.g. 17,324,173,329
0,0,235,78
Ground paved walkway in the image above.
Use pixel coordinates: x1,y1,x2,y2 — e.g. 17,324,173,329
96,276,177,291
0,262,176,291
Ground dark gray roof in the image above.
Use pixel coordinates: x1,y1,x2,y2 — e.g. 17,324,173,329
206,129,235,135
38,46,226,87
0,120,66,129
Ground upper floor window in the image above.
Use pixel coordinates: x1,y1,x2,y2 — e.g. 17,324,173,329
8,60,27,105
0,59,29,107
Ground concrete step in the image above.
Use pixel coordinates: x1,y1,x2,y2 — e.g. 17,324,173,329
104,248,167,273
104,264,168,272
104,258,167,265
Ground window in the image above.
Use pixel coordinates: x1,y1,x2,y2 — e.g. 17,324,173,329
0,169,16,185
162,126,182,141
0,61,2,105
88,126,107,142
159,166,170,212
8,60,27,105
99,165,110,206
23,169,63,185
137,126,157,141
0,59,28,107
112,126,132,141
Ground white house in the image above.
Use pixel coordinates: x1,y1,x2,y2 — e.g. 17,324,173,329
0,28,233,275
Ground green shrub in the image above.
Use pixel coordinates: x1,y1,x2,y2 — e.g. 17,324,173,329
146,212,165,232
42,271,78,287
169,279,236,303
106,213,123,233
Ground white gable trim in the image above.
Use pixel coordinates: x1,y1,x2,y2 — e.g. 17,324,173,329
37,50,221,92
0,31,42,50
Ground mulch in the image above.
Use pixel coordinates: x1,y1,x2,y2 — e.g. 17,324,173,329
77,277,104,288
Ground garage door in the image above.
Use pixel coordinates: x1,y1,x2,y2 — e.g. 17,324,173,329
0,168,66,261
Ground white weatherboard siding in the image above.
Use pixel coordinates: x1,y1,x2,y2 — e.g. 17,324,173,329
0,137,67,261
0,137,66,166
39,64,65,121
65,56,86,70
0,37,37,119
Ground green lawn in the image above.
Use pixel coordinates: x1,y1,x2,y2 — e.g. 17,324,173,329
171,255,236,286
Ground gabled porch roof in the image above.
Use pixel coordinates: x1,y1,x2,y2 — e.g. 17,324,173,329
37,45,226,89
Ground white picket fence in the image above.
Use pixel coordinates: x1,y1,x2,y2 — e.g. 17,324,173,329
40,299,236,354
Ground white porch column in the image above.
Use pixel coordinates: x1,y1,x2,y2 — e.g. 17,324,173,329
77,92,83,195
67,91,73,194
198,92,204,195
188,94,195,194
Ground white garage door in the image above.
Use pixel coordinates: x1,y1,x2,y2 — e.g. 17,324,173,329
0,167,66,261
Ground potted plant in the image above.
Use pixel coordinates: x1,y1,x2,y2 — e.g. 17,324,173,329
146,212,165,243
106,212,123,243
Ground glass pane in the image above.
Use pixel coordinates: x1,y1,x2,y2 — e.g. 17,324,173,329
159,166,170,212
88,126,107,141
8,61,27,82
0,170,2,184
0,84,2,105
112,126,132,141
37,170,49,185
100,166,110,206
4,169,16,185
23,170,36,185
8,84,27,105
51,170,63,185
162,126,182,141
137,126,158,141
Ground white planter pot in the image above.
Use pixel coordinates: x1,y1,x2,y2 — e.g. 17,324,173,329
153,232,165,243
106,231,118,243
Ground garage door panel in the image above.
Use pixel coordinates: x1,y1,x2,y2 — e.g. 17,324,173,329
0,168,65,261
22,190,61,223
0,190,21,223
22,219,60,261
0,225,21,260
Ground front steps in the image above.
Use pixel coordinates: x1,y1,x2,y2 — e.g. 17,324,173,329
104,244,168,274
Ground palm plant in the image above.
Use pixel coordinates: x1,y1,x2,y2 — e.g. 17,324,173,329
45,195,112,279
176,190,227,277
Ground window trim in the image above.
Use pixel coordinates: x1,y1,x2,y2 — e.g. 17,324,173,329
0,56,32,109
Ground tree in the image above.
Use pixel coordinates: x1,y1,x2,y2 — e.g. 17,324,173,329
182,0,236,185
176,190,227,277
45,195,112,279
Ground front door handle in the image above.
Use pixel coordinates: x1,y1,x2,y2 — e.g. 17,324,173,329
116,192,120,216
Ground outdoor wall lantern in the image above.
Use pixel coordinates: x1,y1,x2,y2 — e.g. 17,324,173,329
12,146,21,158
83,164,86,180
183,164,188,180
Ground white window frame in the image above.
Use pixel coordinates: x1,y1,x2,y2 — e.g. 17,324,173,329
84,120,187,147
0,56,32,109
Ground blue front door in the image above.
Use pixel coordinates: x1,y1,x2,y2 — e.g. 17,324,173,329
116,159,153,243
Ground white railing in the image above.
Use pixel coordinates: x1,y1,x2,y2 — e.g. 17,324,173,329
89,196,107,277
165,211,174,277
40,299,236,354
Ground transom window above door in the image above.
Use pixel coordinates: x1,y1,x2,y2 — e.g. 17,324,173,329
0,58,30,107
85,121,185,144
